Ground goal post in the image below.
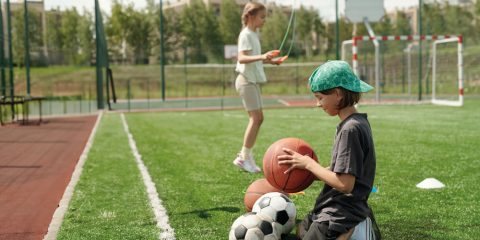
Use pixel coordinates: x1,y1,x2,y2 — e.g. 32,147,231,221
343,35,463,104
432,36,464,107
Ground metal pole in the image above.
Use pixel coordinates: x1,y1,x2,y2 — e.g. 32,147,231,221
364,19,380,102
159,0,166,101
24,0,31,96
0,3,5,96
95,0,104,109
6,0,15,119
335,0,340,60
418,0,423,101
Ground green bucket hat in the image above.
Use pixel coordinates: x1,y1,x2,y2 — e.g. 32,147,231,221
308,60,373,93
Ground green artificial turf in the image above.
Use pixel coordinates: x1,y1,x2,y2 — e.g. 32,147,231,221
60,99,480,239
57,114,159,240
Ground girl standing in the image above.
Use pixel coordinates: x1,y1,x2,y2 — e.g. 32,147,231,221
233,2,279,173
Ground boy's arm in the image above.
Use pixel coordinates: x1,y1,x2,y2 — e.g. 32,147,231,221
305,162,355,193
278,148,355,193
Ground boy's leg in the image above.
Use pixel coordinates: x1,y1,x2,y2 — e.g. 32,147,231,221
349,217,380,240
302,222,340,240
297,214,340,240
296,213,313,239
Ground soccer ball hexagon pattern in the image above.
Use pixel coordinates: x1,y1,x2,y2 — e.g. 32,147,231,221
252,192,296,234
229,212,281,240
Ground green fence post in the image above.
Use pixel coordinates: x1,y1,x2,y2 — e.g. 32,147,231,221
89,83,92,113
159,0,166,101
95,0,105,109
418,0,423,101
0,3,5,96
127,79,131,112
6,0,15,120
147,78,150,109
24,0,31,96
184,46,188,108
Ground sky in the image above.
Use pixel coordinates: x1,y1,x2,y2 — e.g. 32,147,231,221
42,0,420,21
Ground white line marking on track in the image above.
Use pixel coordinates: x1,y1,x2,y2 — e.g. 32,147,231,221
121,113,176,240
44,112,104,240
277,99,291,106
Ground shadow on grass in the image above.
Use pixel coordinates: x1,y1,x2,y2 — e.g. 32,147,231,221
180,206,240,219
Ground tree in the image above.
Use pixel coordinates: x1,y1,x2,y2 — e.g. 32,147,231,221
218,0,242,45
46,9,64,56
179,0,212,63
261,5,289,53
11,8,43,66
393,11,411,36
124,6,152,64
312,14,325,56
59,8,82,64
77,11,94,65
474,0,480,42
203,5,224,61
296,6,323,58
443,4,471,42
423,3,444,35
105,1,129,63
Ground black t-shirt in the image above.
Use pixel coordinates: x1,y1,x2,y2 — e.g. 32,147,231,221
312,113,376,233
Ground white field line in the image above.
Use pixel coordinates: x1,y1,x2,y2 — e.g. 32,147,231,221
120,113,176,240
44,111,104,240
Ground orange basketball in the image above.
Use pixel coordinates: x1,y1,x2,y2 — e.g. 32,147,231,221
263,138,318,193
244,178,286,212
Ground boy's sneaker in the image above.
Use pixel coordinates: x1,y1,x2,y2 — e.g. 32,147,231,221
233,154,261,173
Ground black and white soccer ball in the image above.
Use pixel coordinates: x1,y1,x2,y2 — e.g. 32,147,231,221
252,192,296,234
229,212,281,240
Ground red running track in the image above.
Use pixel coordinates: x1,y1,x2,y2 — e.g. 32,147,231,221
0,115,98,240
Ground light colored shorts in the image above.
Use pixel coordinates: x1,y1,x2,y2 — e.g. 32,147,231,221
235,74,263,111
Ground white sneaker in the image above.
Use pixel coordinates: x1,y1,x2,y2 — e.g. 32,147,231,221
246,155,261,173
233,154,261,173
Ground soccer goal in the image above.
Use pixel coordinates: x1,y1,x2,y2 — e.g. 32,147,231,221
342,35,463,105
432,36,464,106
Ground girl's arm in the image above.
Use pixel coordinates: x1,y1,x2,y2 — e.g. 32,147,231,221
237,50,277,64
277,148,355,193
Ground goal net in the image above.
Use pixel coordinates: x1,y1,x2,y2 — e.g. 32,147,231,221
342,35,463,105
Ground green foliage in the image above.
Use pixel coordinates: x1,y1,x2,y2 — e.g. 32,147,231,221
219,0,242,45
393,11,411,35
296,6,324,58
125,6,153,64
77,12,94,65
10,1,480,65
11,7,43,66
46,9,63,51
105,1,129,62
261,6,289,52
179,0,209,63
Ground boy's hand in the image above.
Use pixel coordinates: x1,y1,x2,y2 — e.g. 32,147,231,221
277,147,317,174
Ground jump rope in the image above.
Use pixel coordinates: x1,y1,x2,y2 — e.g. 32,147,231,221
272,1,297,64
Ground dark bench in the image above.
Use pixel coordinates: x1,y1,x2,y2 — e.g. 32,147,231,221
0,95,45,125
